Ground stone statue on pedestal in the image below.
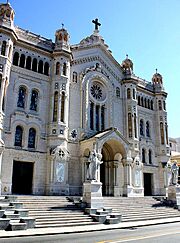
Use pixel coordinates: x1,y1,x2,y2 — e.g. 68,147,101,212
171,161,179,185
86,149,102,181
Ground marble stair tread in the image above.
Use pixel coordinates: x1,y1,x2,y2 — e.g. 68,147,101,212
35,221,100,228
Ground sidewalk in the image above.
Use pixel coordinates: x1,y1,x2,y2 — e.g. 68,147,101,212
0,217,180,239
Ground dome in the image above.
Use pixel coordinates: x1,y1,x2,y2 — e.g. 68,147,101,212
122,55,133,73
152,69,163,84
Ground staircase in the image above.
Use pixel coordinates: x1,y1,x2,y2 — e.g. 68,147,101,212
17,196,99,228
0,196,35,230
103,196,180,222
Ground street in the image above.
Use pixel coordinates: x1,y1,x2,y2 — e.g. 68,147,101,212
0,222,180,243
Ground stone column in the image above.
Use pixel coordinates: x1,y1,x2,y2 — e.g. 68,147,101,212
122,157,133,196
0,112,5,194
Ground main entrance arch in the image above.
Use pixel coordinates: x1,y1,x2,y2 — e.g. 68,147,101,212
100,139,126,196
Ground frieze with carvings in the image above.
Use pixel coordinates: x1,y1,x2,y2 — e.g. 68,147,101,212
72,56,121,82
81,63,110,80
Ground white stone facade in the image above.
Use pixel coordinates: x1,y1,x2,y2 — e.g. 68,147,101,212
0,3,170,197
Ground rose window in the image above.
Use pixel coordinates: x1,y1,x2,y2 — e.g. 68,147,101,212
91,84,103,100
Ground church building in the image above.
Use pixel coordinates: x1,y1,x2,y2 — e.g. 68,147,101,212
0,2,170,197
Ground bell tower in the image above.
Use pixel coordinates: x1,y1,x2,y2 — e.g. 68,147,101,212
46,25,72,195
0,1,16,194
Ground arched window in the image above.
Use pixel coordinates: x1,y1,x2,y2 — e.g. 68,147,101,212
60,91,65,122
101,105,105,131
146,121,150,137
116,87,120,98
149,150,152,164
138,96,141,105
134,113,137,138
142,148,146,163
90,102,94,130
30,90,38,111
144,98,147,108
158,100,162,110
26,56,31,70
160,122,165,145
73,71,77,82
148,99,150,109
13,52,19,66
140,119,144,136
141,97,144,107
128,113,132,138
63,62,66,76
17,86,26,108
56,62,60,75
44,62,49,76
38,60,43,74
1,41,6,56
8,45,12,59
127,88,131,99
53,91,58,122
28,128,36,148
150,100,153,110
14,126,23,147
32,58,37,72
19,54,25,68
133,89,136,99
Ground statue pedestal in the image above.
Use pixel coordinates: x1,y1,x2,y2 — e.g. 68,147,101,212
168,185,178,202
82,181,104,209
176,185,180,210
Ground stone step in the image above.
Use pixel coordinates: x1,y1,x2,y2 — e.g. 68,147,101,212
35,221,99,228
35,218,93,225
0,205,15,210
9,202,23,209
6,222,27,231
20,217,35,228
3,213,20,219
36,216,92,222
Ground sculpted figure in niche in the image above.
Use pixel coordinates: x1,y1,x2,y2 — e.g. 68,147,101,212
171,161,179,185
86,149,102,181
165,161,172,186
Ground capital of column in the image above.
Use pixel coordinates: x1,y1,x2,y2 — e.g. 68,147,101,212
122,157,133,167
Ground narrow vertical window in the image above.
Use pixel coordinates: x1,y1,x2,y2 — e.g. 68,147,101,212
28,128,36,148
149,150,152,164
17,87,26,108
144,98,147,108
19,54,25,68
160,122,165,145
128,113,132,138
146,121,150,137
13,52,19,66
14,126,23,147
101,105,105,131
116,87,120,98
0,74,2,91
127,88,131,99
53,91,58,122
133,89,135,99
26,56,31,70
151,100,153,110
44,62,49,76
32,58,37,72
158,100,162,110
142,148,146,163
165,123,168,144
56,62,60,75
63,62,66,76
38,60,43,74
60,91,65,122
90,102,94,130
141,97,144,107
148,99,150,109
163,101,166,111
138,96,141,105
96,105,99,131
140,119,144,136
30,90,38,111
134,113,137,138
73,71,77,82
1,41,6,56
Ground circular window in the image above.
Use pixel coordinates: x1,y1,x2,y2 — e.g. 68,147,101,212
90,82,106,101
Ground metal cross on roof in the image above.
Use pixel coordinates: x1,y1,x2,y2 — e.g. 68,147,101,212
92,18,101,31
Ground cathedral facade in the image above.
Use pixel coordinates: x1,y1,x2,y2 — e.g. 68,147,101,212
0,2,170,197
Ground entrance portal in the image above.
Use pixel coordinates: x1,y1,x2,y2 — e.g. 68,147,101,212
144,173,152,196
12,161,34,194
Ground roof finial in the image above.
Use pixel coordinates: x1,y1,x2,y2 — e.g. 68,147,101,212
126,54,128,59
7,0,9,4
61,23,64,29
156,68,158,74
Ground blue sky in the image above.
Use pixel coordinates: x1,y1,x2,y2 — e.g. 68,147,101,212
8,0,180,138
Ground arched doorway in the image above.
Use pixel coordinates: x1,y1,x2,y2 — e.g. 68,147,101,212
100,139,126,196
